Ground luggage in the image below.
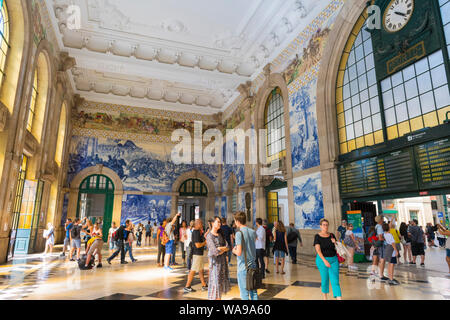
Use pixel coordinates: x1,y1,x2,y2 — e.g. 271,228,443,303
78,254,95,270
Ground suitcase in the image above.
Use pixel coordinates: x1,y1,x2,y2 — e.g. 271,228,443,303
78,254,95,270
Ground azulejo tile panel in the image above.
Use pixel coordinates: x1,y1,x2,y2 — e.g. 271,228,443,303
289,78,320,173
68,136,218,193
293,171,324,230
121,195,171,226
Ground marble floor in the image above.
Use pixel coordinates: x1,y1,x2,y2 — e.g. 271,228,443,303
0,244,449,300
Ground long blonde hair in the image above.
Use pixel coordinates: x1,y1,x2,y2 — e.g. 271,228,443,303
276,220,286,233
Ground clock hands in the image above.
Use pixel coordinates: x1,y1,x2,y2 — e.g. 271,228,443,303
394,11,407,17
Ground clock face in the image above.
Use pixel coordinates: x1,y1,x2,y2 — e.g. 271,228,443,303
383,0,414,33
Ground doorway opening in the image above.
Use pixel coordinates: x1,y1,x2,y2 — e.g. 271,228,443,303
76,174,115,242
9,156,44,258
177,179,208,225
265,178,288,225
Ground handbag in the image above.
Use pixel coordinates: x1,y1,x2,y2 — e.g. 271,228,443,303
238,230,263,291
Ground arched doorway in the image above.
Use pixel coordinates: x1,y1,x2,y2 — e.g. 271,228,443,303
178,178,208,224
76,174,114,242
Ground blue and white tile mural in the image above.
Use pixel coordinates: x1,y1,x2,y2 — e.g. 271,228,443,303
221,196,227,218
293,172,324,230
215,197,220,217
289,79,320,173
60,193,69,226
120,195,171,226
239,191,246,212
68,136,218,192
252,189,256,228
222,140,245,191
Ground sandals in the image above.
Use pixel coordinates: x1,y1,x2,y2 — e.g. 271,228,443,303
281,271,286,275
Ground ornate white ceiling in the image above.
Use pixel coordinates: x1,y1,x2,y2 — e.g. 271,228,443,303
45,0,326,114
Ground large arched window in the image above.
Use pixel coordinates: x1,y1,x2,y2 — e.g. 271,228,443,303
55,102,67,166
264,87,286,161
0,1,10,89
26,69,38,132
336,4,450,155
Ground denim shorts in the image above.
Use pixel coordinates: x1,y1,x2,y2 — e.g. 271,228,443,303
71,239,81,249
446,249,450,258
274,250,285,258
165,240,174,254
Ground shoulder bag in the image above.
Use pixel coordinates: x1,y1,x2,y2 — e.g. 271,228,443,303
238,230,263,291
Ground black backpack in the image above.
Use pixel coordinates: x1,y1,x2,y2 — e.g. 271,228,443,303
71,225,80,238
287,230,297,243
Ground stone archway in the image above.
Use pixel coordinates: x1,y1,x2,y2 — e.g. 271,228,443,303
171,169,216,221
67,165,124,227
315,0,367,233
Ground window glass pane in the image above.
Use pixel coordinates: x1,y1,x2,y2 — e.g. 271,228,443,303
364,40,373,55
385,107,396,127
391,72,403,87
393,85,406,104
434,85,450,109
353,106,362,122
350,79,358,95
369,85,378,98
407,97,422,118
431,65,447,88
381,78,391,92
348,50,355,66
382,90,394,109
363,117,373,134
361,100,371,118
367,69,376,86
420,91,436,114
402,64,415,81
415,57,429,75
346,124,355,140
370,97,380,114
441,1,450,24
395,102,408,122
372,113,382,131
360,88,369,103
428,50,443,68
355,44,364,61
345,109,353,125
417,72,432,94
404,78,418,99
354,121,363,137
357,60,366,76
365,53,375,70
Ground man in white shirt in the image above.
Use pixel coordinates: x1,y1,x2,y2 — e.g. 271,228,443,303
255,218,266,279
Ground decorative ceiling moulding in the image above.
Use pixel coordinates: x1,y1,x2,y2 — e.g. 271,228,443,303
77,100,219,123
48,0,316,78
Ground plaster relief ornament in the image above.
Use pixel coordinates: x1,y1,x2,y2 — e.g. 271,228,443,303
160,19,187,33
87,0,130,31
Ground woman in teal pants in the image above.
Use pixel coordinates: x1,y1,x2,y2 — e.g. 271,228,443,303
314,218,342,300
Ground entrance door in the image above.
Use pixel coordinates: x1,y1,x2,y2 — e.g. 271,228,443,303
77,175,114,242
10,156,44,256
267,192,279,224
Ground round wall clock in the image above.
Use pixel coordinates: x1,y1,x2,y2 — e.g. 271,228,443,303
383,0,415,33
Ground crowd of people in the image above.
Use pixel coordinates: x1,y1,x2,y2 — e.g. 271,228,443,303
50,212,449,301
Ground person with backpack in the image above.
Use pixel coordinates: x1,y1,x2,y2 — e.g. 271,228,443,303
343,223,359,271
273,221,289,274
232,211,258,300
286,223,302,264
371,215,387,280
408,219,426,267
164,213,181,272
69,218,82,261
108,222,118,252
106,220,130,265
